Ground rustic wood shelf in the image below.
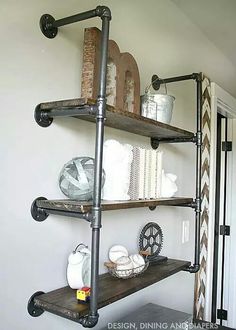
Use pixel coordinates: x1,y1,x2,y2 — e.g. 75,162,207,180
34,259,190,323
39,98,194,141
36,197,193,214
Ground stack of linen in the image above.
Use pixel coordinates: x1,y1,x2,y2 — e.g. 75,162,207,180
102,139,177,201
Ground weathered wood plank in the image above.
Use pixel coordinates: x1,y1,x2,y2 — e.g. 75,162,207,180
34,259,190,322
36,198,193,214
38,98,194,140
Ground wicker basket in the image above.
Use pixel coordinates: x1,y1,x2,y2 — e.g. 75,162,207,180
104,252,149,279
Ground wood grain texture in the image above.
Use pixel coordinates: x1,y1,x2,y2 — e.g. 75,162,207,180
81,27,140,115
39,98,194,140
34,259,190,323
36,197,193,214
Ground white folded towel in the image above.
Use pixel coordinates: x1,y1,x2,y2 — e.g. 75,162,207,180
102,140,133,200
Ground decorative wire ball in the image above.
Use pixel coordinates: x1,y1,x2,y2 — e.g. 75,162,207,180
59,157,105,200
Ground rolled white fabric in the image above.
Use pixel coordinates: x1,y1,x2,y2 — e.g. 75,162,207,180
115,256,133,278
109,245,129,263
102,139,133,200
129,254,145,274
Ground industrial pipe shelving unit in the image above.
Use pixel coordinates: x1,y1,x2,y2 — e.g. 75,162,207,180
27,5,202,328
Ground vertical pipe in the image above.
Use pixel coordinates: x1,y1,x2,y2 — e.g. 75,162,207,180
90,16,110,317
220,118,228,326
194,76,202,267
211,114,222,323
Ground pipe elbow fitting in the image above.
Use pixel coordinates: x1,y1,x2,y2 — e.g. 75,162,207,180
191,73,202,82
96,6,112,20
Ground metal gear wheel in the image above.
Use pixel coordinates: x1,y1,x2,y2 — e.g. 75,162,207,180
139,222,163,258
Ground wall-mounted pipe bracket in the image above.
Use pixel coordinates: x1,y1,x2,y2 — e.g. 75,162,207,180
151,136,197,149
27,291,45,317
35,104,97,127
40,6,111,40
31,197,93,222
40,14,58,39
151,72,201,91
31,197,49,222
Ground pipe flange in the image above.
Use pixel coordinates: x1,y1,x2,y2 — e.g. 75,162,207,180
79,314,99,328
149,206,156,211
31,197,49,222
184,264,200,273
27,291,45,317
34,105,53,127
151,138,159,150
40,14,58,39
151,75,161,91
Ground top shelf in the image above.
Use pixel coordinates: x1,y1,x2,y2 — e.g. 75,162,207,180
38,98,194,141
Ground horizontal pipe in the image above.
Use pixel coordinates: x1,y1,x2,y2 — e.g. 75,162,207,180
151,136,195,149
152,73,200,91
42,105,97,118
158,74,197,84
53,8,98,27
156,73,198,84
38,208,92,222
158,137,196,144
174,202,196,209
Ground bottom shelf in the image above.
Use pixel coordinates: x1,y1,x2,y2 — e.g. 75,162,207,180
34,259,190,323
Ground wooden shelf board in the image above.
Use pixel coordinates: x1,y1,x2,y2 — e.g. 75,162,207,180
37,197,193,214
39,98,194,140
34,259,190,323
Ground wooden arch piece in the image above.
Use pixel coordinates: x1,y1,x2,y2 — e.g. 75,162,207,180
81,27,140,115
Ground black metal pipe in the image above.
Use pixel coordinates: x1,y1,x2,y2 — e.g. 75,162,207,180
185,74,202,273
38,208,92,222
43,105,97,118
159,73,198,84
89,226,100,316
211,114,222,322
220,118,228,326
156,137,196,144
194,76,202,268
175,202,197,209
40,6,111,40
151,136,196,149
31,6,112,328
52,6,111,28
89,15,110,322
53,9,98,27
152,73,199,90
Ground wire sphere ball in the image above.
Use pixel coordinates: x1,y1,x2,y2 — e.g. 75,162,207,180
59,157,105,200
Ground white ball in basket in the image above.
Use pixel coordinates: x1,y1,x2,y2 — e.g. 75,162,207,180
115,256,134,278
109,245,129,263
130,254,145,274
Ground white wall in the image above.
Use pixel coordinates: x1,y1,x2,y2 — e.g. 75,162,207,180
0,1,234,329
